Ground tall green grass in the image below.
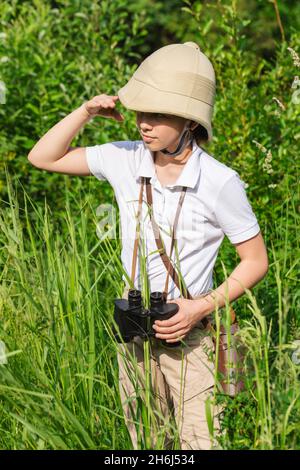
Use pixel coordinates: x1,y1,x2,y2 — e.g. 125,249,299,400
0,162,299,449
0,0,299,451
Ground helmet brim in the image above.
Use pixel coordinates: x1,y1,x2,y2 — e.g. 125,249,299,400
117,76,213,141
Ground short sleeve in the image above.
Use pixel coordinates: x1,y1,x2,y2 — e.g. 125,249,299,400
85,145,107,181
85,141,136,184
214,173,260,244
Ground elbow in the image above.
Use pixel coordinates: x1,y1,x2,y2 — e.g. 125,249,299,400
250,261,268,282
257,243,269,278
263,262,269,278
27,151,35,164
243,256,269,280
261,256,269,278
264,249,269,275
28,152,41,168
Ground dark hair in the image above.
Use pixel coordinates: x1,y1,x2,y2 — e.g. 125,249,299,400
192,122,209,146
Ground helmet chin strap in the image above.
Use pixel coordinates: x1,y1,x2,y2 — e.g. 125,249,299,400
160,125,194,157
136,122,194,157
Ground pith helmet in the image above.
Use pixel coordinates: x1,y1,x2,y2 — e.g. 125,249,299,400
117,41,216,141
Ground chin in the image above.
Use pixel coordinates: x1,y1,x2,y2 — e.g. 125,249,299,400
143,140,159,148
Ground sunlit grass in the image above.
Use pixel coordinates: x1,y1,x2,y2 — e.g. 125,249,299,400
0,164,299,449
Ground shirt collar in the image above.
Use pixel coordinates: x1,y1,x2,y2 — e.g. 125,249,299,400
135,139,203,189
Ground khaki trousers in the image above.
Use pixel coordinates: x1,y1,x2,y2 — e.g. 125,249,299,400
116,287,224,450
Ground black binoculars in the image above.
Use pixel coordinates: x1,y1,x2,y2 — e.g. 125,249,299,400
113,289,181,348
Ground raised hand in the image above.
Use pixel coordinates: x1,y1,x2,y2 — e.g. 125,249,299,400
83,94,124,121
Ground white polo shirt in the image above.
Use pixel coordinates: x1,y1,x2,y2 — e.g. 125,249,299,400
86,139,260,299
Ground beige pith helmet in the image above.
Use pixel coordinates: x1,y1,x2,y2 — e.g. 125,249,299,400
117,41,216,141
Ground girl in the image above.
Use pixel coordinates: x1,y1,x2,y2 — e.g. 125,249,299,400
28,42,269,450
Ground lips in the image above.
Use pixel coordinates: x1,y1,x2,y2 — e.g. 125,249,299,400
142,134,156,141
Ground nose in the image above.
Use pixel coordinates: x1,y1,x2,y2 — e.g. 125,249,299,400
136,112,153,131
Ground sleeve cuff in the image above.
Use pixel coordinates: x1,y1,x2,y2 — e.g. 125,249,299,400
227,223,261,244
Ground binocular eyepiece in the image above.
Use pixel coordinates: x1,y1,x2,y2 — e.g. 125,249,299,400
113,289,181,348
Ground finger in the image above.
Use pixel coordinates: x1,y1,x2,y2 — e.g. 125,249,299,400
112,110,124,121
114,114,124,121
153,322,184,334
113,113,124,121
155,329,187,340
102,98,114,106
154,314,181,327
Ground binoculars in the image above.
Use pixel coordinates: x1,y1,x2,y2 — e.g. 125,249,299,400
113,289,181,348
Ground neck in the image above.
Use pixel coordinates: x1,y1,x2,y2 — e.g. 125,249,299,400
154,144,193,167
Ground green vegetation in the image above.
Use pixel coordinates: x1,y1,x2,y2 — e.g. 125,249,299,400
0,0,299,449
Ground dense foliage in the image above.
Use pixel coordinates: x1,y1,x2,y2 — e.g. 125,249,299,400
0,0,299,450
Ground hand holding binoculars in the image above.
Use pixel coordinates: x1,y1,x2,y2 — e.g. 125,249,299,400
113,289,182,348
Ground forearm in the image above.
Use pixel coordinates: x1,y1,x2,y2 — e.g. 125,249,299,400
194,259,269,316
28,103,92,164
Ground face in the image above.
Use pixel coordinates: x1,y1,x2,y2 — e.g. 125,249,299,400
135,111,193,153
